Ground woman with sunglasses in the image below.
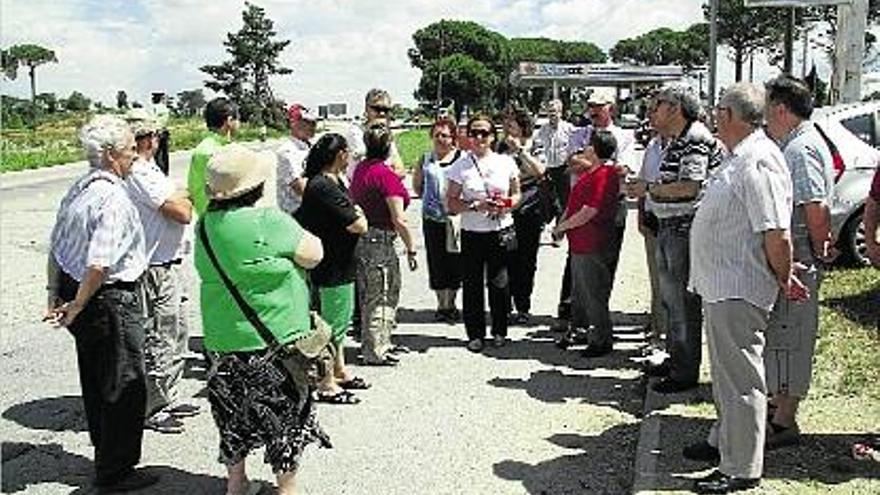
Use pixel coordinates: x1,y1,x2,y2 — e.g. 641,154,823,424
412,118,464,323
446,113,521,352
498,107,547,326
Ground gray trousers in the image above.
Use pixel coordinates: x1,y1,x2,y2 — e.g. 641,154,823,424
142,263,189,417
705,299,769,479
643,232,666,344
764,265,821,397
570,252,613,347
356,229,401,363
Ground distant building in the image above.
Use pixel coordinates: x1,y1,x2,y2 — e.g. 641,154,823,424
318,103,348,118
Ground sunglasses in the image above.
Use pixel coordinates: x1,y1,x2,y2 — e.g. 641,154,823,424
369,105,392,113
468,129,493,138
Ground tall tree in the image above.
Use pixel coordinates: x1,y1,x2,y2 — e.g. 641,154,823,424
415,53,500,113
1,44,58,102
201,2,291,125
703,0,788,82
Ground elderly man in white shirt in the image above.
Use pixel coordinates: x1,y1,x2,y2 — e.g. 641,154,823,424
344,88,406,180
124,109,199,435
534,99,575,211
45,115,158,492
685,83,806,494
276,103,318,216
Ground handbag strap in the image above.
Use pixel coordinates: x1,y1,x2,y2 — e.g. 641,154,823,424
198,219,282,352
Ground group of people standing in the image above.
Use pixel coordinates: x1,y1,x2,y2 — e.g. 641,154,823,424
42,73,877,495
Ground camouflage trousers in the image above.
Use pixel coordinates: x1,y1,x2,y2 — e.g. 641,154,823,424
355,229,401,363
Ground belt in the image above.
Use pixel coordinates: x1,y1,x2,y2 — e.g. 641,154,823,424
150,258,183,268
102,279,139,292
363,228,397,243
657,215,694,229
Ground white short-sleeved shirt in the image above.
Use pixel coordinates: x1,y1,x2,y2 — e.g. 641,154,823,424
689,130,793,311
125,157,186,264
446,151,518,232
276,137,310,214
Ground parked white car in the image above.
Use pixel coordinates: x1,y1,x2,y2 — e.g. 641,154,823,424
812,101,880,265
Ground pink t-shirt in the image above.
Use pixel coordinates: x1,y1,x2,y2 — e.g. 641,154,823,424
350,158,410,230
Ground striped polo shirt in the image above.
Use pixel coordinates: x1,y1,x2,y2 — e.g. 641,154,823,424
50,169,147,283
689,129,793,311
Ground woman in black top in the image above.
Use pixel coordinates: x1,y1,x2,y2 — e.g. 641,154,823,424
499,107,547,326
295,133,369,403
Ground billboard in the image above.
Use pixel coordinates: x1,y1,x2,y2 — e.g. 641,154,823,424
744,0,851,6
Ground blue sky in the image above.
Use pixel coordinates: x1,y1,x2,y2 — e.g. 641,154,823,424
1,0,873,111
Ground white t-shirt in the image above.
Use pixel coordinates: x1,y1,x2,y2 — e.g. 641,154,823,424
343,122,403,180
125,157,186,264
276,137,310,214
446,151,518,232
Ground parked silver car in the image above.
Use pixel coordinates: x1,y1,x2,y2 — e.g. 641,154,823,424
812,101,880,265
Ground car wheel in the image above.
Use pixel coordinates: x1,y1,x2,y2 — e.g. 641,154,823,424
839,209,868,266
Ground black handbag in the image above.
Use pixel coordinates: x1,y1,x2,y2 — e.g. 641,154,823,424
515,178,559,225
198,220,332,361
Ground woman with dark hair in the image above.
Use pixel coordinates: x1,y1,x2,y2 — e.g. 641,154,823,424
446,113,521,352
412,119,463,322
350,120,417,366
194,144,329,495
295,133,369,403
499,107,547,325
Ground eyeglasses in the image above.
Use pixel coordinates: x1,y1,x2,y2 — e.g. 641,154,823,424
369,105,392,114
468,129,493,138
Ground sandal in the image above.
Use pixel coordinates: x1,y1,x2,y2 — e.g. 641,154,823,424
339,376,371,390
315,389,361,405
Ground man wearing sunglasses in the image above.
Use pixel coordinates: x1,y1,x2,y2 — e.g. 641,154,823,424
344,88,406,180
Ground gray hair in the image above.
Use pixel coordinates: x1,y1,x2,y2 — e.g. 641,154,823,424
79,115,132,168
546,99,563,112
719,83,765,128
364,88,390,105
655,84,701,121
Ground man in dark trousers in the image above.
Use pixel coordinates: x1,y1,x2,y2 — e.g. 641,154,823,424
151,92,171,175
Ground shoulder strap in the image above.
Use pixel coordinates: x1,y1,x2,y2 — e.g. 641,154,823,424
198,219,281,351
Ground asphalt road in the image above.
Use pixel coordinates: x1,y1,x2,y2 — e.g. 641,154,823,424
1,144,653,495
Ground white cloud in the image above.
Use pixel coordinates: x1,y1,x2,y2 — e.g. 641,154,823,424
2,0,870,114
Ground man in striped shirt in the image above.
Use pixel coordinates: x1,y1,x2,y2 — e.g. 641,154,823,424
45,115,157,492
686,83,805,494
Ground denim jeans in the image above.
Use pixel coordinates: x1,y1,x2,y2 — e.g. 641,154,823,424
655,216,702,385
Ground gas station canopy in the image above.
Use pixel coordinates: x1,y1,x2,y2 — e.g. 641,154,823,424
509,62,686,88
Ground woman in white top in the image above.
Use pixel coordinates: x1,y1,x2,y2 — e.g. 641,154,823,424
446,114,521,352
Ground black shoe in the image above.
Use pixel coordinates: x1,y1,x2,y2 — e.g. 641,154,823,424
549,319,569,333
651,378,698,394
96,468,159,493
683,441,720,463
581,344,613,358
693,470,759,494
510,312,531,326
644,361,670,377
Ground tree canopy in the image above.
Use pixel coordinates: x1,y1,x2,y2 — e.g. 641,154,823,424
703,0,789,82
610,24,709,72
201,2,291,126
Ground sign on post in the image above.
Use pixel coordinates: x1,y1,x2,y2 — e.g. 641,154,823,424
743,1,851,6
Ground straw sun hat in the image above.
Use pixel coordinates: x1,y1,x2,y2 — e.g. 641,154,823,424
206,143,273,200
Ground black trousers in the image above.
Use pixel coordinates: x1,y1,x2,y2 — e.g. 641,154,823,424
545,166,571,221
461,230,510,340
423,217,462,291
59,272,147,484
155,130,170,175
508,210,543,314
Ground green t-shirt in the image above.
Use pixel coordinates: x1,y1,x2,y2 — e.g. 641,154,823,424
187,133,229,216
195,207,310,352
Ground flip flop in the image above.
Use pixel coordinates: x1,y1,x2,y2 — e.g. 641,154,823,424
315,390,361,405
339,376,371,390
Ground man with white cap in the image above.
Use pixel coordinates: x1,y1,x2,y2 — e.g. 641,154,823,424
276,103,318,216
124,108,199,435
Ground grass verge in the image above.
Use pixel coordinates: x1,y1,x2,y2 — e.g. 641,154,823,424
395,128,431,169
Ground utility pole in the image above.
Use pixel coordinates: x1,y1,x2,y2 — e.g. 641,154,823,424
801,23,811,78
709,0,718,110
437,26,444,113
783,7,796,74
832,0,868,103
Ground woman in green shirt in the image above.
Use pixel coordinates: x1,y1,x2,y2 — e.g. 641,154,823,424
194,144,328,495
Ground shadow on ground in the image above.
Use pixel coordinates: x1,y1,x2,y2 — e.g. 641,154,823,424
494,425,640,495
643,415,880,492
1,442,229,494
2,395,87,432
822,285,880,330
